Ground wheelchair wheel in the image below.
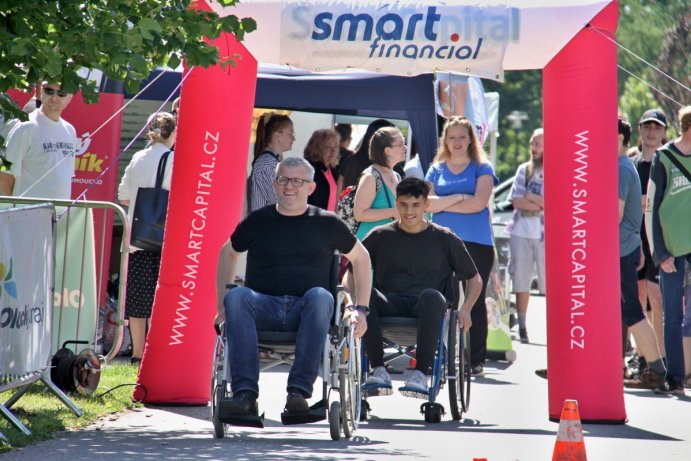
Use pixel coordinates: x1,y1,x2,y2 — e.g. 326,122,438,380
339,325,361,437
460,330,471,413
329,401,342,441
210,335,226,438
447,310,462,421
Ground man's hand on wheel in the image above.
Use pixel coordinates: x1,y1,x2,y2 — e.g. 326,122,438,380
344,309,368,338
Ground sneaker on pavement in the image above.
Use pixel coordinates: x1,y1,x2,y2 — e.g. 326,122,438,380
399,370,429,397
654,379,685,396
365,366,392,388
470,364,484,377
519,328,529,344
624,368,665,389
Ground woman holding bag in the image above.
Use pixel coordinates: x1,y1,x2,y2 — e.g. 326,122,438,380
118,112,176,364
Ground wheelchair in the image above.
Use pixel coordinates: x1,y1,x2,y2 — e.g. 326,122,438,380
361,295,472,423
210,254,362,440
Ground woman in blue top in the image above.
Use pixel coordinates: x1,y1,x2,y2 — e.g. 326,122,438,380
425,117,498,375
353,126,405,240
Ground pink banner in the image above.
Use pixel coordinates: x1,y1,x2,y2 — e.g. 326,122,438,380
543,1,625,422
134,33,258,403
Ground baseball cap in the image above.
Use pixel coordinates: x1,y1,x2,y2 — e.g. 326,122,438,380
639,109,667,127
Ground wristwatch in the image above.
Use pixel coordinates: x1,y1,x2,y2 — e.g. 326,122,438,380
353,304,370,316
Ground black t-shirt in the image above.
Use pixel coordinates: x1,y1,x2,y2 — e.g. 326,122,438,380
362,221,478,300
632,152,652,194
231,205,356,297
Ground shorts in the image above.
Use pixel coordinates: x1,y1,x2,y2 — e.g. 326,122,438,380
637,232,659,283
125,250,161,318
621,247,646,327
509,235,545,293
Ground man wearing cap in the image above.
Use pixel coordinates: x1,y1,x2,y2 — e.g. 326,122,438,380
630,108,668,367
0,82,77,199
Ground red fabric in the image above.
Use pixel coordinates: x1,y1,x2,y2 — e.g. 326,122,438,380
134,31,258,403
324,169,337,211
543,1,625,422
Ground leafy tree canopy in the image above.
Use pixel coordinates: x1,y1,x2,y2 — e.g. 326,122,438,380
0,0,256,120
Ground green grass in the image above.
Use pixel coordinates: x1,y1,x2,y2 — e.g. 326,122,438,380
0,360,141,452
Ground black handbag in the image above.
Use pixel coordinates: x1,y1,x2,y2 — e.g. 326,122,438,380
130,150,171,252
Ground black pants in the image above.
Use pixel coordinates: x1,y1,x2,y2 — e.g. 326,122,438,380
363,288,447,374
464,242,495,367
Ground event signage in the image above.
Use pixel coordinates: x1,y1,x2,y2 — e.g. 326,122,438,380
0,206,53,377
279,2,513,80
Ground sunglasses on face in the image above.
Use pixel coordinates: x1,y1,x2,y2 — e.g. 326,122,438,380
43,87,68,97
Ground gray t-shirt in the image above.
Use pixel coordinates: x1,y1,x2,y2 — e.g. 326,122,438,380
618,155,642,256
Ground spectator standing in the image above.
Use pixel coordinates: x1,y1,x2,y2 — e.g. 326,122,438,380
248,113,294,212
631,109,668,360
507,128,545,343
426,116,499,376
305,128,340,211
353,127,405,240
338,119,394,192
646,106,691,395
0,82,76,198
615,117,667,391
118,112,176,364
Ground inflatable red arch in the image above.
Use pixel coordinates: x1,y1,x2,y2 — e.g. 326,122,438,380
137,0,624,423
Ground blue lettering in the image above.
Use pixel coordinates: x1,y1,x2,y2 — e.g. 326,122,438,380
424,7,441,40
334,14,373,41
312,12,332,40
376,13,404,40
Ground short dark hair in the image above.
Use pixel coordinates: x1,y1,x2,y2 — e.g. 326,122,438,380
618,116,632,147
396,177,430,200
334,123,352,140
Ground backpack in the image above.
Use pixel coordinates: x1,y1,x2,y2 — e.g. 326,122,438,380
336,166,383,234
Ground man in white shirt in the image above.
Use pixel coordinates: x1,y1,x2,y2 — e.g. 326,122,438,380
0,82,77,199
507,128,545,343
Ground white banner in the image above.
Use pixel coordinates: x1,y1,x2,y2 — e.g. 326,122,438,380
278,2,511,80
0,205,54,377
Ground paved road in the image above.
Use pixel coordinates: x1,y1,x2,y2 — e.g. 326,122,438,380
4,297,691,460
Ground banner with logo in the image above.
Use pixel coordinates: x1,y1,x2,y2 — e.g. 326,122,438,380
278,2,510,80
0,206,53,377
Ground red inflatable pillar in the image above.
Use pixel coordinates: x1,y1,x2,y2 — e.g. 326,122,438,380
543,1,625,422
134,32,257,403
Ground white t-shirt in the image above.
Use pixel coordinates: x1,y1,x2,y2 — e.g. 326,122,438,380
118,142,174,248
507,163,544,239
5,110,77,199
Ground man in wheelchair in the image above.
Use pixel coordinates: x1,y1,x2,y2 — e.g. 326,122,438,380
347,177,482,397
214,157,372,419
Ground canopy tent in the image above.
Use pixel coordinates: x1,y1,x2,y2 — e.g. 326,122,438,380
139,66,439,167
138,0,625,424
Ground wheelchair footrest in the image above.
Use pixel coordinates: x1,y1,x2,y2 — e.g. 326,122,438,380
218,409,265,428
399,388,429,400
280,399,327,425
363,385,394,397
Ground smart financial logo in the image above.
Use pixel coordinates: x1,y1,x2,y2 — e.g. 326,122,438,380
0,258,45,330
298,6,517,62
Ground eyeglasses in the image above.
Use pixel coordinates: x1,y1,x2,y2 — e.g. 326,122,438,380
43,87,68,97
276,176,311,187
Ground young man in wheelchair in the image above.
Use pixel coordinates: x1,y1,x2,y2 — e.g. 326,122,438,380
347,177,482,396
214,157,372,418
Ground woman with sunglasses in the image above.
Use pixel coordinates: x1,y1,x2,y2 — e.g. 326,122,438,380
425,116,498,377
353,126,406,240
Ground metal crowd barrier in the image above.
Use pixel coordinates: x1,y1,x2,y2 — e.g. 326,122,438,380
0,196,130,363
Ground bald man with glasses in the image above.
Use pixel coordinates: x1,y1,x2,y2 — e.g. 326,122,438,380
0,82,77,198
215,156,372,418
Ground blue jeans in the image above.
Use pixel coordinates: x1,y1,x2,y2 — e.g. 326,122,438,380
659,254,691,384
224,286,334,397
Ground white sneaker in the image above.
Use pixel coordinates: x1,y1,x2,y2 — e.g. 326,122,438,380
399,370,429,397
364,366,392,388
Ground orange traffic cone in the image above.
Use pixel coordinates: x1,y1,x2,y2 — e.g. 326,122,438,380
552,399,587,461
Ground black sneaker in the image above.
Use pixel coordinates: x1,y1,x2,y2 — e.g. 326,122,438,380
222,391,258,415
624,368,665,389
535,368,548,379
519,328,529,344
654,379,685,396
470,364,484,377
285,391,309,413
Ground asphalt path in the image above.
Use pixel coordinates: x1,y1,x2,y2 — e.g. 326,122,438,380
4,296,691,460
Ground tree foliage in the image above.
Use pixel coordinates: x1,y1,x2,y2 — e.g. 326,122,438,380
0,0,256,120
